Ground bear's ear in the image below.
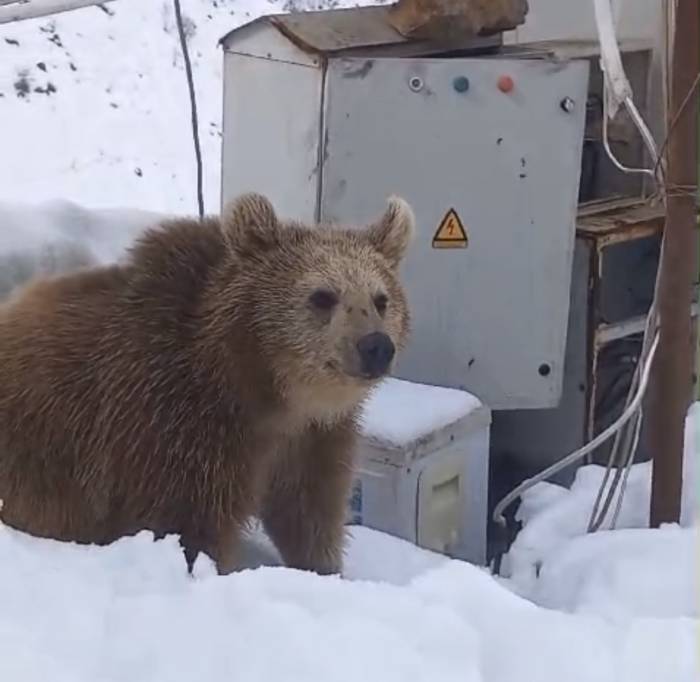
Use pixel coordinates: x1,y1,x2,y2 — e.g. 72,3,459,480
221,193,280,256
365,196,415,268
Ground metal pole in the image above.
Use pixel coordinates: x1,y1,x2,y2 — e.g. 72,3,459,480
0,0,118,25
648,0,699,527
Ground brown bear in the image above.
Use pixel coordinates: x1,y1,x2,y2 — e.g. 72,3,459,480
0,193,414,576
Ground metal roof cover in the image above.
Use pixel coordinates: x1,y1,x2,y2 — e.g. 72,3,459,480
219,5,502,58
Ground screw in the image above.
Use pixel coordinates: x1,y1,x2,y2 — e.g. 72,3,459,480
538,363,551,377
560,96,575,113
408,76,423,92
453,76,470,93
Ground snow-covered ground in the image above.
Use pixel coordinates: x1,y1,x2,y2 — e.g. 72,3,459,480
1,1,699,681
0,0,379,215
0,0,241,213
502,403,699,622
0,508,697,681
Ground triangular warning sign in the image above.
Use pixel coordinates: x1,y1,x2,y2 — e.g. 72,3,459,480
432,208,468,249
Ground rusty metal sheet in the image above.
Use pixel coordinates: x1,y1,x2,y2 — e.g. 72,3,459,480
387,0,528,42
270,6,406,53
577,199,665,245
220,5,502,56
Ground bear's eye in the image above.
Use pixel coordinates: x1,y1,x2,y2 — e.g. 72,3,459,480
373,293,389,315
309,289,339,311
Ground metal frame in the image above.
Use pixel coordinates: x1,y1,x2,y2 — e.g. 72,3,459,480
577,199,698,461
576,199,664,452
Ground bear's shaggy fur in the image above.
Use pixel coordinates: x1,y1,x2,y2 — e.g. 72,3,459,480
0,193,414,575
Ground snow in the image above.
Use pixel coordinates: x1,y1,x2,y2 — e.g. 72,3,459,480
501,403,700,620
520,524,699,620
360,377,485,447
0,0,384,214
0,395,696,682
0,0,235,213
0,200,163,265
0,521,698,682
0,200,163,297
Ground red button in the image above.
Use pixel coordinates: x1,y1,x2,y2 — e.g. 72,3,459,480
497,75,514,93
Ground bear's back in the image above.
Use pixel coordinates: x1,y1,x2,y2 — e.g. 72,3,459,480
0,216,252,543
0,217,226,398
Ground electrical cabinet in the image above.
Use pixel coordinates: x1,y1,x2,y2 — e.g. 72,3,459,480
220,6,589,410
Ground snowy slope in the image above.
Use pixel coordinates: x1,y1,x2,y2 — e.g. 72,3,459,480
0,0,381,215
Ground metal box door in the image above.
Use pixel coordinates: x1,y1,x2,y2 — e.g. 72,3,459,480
320,56,589,409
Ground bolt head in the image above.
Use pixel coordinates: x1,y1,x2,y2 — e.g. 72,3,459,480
409,76,423,92
560,96,575,113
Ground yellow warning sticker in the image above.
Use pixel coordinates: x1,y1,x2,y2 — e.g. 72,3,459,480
432,208,468,249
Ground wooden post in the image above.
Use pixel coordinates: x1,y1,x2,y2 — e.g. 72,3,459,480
648,0,699,527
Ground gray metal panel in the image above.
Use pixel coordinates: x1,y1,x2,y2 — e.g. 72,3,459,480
221,51,322,222
320,56,589,409
490,237,591,484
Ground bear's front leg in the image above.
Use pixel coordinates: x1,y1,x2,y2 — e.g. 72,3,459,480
180,520,242,576
261,416,357,576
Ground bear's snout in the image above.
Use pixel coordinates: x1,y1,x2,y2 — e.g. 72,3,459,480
356,332,395,379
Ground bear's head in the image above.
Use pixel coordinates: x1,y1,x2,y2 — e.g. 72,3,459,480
220,193,414,415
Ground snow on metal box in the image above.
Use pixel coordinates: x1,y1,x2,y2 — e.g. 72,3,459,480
358,377,489,463
348,378,491,564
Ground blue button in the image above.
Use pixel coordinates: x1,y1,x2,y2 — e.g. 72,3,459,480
453,76,470,93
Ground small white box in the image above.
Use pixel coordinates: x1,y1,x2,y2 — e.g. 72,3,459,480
348,378,491,565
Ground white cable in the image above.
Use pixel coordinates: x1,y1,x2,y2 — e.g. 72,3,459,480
624,97,662,174
588,281,662,531
602,94,655,179
601,92,664,183
611,405,643,528
594,0,665,185
593,0,632,118
493,331,659,527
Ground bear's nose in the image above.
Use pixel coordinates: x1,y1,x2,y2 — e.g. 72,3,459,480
357,332,395,379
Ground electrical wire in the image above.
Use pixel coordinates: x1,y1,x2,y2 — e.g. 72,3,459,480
588,290,660,530
601,95,657,181
173,0,205,220
653,71,700,186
